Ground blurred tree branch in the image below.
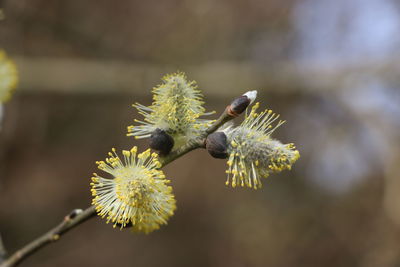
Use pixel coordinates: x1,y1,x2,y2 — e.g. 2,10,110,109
0,234,6,263
0,95,240,267
15,57,400,97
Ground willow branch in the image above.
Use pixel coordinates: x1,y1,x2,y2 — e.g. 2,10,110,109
0,96,240,267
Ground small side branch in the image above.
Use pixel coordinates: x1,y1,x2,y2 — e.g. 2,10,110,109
205,107,233,135
0,207,96,267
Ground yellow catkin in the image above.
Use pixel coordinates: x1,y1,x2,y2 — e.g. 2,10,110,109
224,103,300,189
0,50,18,103
90,146,176,234
127,72,214,148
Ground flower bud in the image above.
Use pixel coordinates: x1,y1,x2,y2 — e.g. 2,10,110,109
228,90,257,116
149,129,174,155
206,132,228,159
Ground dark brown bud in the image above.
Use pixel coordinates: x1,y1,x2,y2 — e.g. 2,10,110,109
229,96,250,116
149,129,174,155
206,132,228,159
227,90,257,116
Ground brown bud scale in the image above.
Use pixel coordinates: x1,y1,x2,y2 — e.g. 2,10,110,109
149,129,174,155
206,132,229,159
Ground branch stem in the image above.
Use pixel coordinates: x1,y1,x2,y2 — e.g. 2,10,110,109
0,99,237,267
0,208,96,267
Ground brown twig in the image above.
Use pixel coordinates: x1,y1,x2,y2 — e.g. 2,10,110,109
0,95,240,267
205,107,233,135
0,208,96,267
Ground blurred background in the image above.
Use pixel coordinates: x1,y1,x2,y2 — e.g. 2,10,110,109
1,0,400,266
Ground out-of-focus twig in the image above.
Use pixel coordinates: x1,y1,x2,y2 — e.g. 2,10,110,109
15,57,400,97
0,233,7,263
0,94,241,267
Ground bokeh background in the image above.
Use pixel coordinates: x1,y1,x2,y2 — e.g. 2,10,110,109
1,0,400,266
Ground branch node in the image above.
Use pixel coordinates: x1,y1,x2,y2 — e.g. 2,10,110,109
67,209,83,220
51,235,60,242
